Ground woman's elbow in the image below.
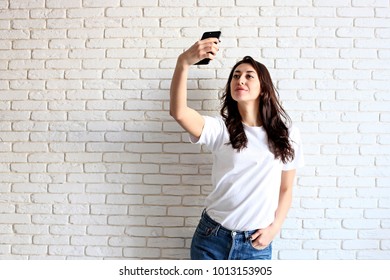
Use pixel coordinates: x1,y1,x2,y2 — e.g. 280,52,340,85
169,108,181,121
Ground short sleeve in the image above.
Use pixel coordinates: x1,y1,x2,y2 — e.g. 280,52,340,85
189,116,227,152
283,125,305,171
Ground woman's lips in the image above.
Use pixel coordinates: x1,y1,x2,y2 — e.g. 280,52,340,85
235,87,247,92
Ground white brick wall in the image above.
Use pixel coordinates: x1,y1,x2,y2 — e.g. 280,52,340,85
0,0,389,260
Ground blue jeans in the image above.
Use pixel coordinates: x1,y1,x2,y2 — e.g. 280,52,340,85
190,210,272,260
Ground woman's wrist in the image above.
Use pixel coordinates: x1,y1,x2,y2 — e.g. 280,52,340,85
177,54,191,69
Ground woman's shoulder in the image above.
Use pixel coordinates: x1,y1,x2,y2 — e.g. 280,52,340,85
204,114,226,127
287,123,302,143
189,114,228,150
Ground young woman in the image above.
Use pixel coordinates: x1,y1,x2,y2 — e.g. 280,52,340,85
170,38,304,260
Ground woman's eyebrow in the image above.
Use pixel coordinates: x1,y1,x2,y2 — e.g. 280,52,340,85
234,70,255,73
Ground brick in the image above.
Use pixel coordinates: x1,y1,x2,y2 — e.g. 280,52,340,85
381,241,390,250
14,225,49,235
343,219,380,229
278,250,317,260
68,173,106,183
53,204,89,214
303,240,341,250
85,18,121,29
86,122,123,132
45,0,81,8
337,27,374,39
318,188,355,198
123,248,160,258
183,7,220,16
8,60,44,71
68,28,103,39
82,0,119,7
352,0,389,7
105,28,142,38
338,7,375,18
28,153,64,163
321,144,357,156
71,215,107,225
11,163,46,173
91,205,127,217
86,246,122,257
49,245,84,256
148,238,185,248
87,225,125,236
34,235,69,245
49,184,84,193
50,225,86,235
320,229,357,239
32,214,68,225
108,215,145,226
29,9,65,19
47,19,83,29
0,214,29,225
359,229,390,239
67,8,104,18
318,250,356,260
13,143,48,152
106,194,143,205
144,175,181,185
31,194,67,204
12,245,47,255
147,217,184,227
357,250,390,260
343,240,379,250
144,8,181,17
160,164,198,175
109,237,146,247
106,7,142,17
9,0,44,8
45,59,81,70
365,209,390,218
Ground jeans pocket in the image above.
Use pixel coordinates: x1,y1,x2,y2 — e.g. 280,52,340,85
249,240,271,251
195,220,217,238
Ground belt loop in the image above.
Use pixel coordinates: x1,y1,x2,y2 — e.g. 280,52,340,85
245,230,255,243
214,224,220,236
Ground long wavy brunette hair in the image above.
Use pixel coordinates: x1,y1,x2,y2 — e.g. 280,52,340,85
220,56,294,164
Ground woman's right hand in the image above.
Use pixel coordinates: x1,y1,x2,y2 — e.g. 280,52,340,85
178,38,220,66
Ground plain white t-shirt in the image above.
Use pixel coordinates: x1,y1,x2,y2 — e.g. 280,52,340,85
190,115,304,231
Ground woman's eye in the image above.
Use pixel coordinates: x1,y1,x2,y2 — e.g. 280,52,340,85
233,74,240,79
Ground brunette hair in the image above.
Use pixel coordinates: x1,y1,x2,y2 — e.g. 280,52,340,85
220,56,294,163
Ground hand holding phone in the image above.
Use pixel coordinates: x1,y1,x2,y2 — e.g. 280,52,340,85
194,31,221,65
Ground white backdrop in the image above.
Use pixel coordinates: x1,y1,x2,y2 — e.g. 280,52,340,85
0,0,389,259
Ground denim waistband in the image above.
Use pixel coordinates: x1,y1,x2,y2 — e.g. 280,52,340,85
201,209,257,239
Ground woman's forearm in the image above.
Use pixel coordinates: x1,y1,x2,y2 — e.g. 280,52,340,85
170,56,190,120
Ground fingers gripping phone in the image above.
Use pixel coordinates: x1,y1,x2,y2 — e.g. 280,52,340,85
194,31,221,65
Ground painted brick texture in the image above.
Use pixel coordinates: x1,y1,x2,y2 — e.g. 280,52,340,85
0,0,389,259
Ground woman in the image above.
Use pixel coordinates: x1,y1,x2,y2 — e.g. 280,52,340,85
170,38,304,260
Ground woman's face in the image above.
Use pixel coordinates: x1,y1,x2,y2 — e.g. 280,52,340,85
230,63,261,104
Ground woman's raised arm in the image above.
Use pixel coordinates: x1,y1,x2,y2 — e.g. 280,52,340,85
169,38,219,138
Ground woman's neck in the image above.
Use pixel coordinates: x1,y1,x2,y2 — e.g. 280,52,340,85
238,103,262,127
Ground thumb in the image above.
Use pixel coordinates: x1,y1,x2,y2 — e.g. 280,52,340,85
250,229,263,240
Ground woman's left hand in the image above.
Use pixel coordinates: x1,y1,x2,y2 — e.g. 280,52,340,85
250,224,279,250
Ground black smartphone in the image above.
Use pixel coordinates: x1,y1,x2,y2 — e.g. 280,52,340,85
194,31,221,65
